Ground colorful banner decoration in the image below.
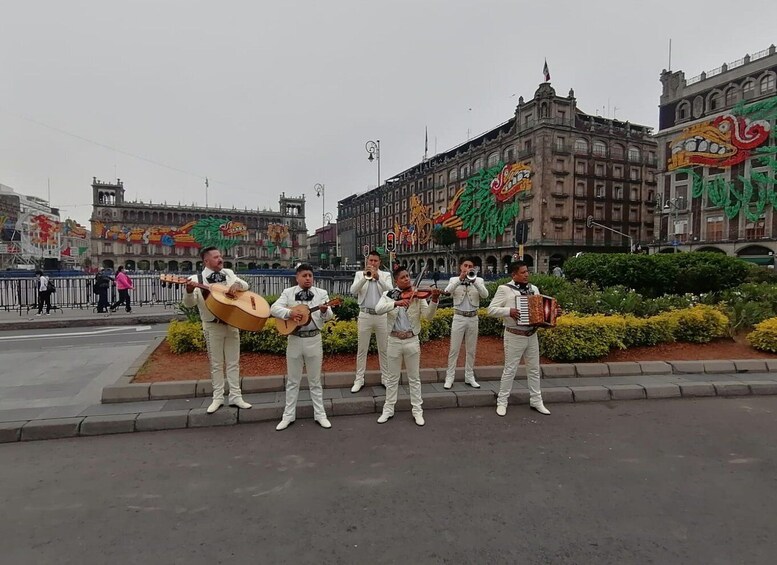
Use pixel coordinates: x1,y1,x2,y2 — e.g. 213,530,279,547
489,163,533,202
433,187,469,239
675,95,777,222
91,217,249,251
456,163,524,239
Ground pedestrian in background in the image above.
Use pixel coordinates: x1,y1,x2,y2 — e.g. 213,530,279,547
110,266,133,313
93,269,112,313
35,270,52,316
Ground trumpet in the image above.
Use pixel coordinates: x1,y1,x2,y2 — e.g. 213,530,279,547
364,268,374,280
466,269,477,282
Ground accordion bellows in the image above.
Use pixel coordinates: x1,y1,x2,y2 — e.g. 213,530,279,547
516,295,558,327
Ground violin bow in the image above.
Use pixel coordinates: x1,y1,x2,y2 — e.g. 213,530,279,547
408,269,426,303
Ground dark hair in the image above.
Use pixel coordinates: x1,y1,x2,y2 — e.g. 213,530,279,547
296,263,314,274
116,266,124,273
459,256,475,266
35,270,43,276
199,246,218,260
392,265,407,279
368,250,381,259
510,261,528,274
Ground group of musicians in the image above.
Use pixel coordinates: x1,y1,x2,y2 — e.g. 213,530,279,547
184,246,554,432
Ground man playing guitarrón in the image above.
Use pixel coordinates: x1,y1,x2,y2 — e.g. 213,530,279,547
183,246,252,414
271,263,334,431
350,250,393,393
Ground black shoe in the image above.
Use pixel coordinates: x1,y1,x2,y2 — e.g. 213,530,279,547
126,309,132,313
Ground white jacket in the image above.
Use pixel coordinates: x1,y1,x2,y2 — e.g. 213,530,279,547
487,282,540,330
270,285,334,330
350,270,393,305
444,276,488,309
375,289,438,336
182,268,248,323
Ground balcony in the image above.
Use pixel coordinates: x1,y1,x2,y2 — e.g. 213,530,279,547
550,191,570,199
550,215,569,222
552,143,572,155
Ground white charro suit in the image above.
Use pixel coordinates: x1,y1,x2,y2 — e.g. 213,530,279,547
374,290,437,417
444,276,489,385
270,286,333,422
182,268,249,404
487,282,543,408
350,269,393,387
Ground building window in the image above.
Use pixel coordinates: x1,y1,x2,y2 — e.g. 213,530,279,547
725,87,738,106
630,187,639,201
677,101,689,121
575,182,586,197
449,169,458,182
614,165,623,178
628,147,641,162
611,144,625,160
555,180,564,194
554,203,564,216
594,227,604,243
743,80,755,99
613,207,622,221
614,186,623,200
555,159,565,171
574,139,588,154
524,140,532,153
630,168,640,181
745,217,766,239
593,141,607,157
594,205,604,220
708,92,721,112
487,152,500,167
629,208,638,221
706,216,724,241
595,184,605,198
595,163,605,176
761,74,776,94
576,160,586,174
460,165,469,178
575,204,586,219
555,136,565,151
674,219,689,242
504,147,514,162
473,157,484,171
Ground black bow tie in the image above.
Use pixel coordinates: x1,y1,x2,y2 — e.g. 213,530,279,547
207,272,226,283
295,289,314,302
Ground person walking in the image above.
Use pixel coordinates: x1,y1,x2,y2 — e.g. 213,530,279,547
93,269,112,313
35,270,52,316
110,266,134,313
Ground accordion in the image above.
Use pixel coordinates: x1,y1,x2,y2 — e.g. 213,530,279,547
515,294,558,327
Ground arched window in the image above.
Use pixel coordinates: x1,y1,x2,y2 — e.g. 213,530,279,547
611,144,625,160
676,101,690,121
460,164,469,179
592,141,607,157
574,139,588,154
743,80,755,99
487,152,500,168
473,157,484,171
725,87,738,106
761,74,776,94
628,146,641,162
503,147,514,162
708,92,721,112
448,168,458,182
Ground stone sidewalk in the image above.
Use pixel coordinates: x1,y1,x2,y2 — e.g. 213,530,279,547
1,367,776,443
0,304,181,331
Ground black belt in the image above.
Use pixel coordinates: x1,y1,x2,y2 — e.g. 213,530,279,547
360,307,379,315
506,326,537,337
454,309,478,318
296,329,320,338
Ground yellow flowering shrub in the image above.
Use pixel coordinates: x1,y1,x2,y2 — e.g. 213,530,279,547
747,317,777,353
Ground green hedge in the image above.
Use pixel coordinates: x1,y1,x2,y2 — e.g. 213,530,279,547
563,252,750,297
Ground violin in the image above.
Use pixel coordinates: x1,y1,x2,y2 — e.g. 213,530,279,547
399,287,448,300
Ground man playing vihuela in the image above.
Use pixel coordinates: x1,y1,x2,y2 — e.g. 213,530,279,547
443,257,489,390
350,250,393,393
374,266,440,427
183,246,252,414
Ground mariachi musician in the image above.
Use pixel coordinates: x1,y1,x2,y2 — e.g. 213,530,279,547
374,266,440,427
183,246,252,414
487,260,554,417
349,250,393,393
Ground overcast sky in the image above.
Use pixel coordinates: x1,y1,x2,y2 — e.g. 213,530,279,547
2,0,776,228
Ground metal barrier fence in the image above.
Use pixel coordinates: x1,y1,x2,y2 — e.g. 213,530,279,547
0,274,355,313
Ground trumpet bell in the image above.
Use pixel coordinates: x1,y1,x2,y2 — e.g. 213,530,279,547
466,269,477,282
364,270,374,280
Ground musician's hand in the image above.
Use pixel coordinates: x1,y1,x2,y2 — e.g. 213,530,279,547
227,283,242,295
430,289,442,303
394,299,410,309
320,305,329,314
509,308,521,320
291,312,304,322
185,281,196,294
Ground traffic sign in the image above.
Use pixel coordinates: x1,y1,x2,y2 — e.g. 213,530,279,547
586,216,594,229
385,231,396,252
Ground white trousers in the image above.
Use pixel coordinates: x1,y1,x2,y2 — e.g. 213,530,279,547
283,334,327,421
202,322,243,403
383,335,423,417
446,315,479,382
497,331,542,407
354,312,389,384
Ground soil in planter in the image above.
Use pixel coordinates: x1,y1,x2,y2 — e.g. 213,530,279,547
134,333,777,383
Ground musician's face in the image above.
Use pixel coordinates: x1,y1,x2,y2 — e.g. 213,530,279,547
296,269,314,289
512,266,530,285
460,260,474,275
395,270,411,290
203,250,223,271
367,254,381,269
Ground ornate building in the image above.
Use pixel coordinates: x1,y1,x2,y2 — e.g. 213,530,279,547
338,82,657,275
89,178,308,272
654,45,777,265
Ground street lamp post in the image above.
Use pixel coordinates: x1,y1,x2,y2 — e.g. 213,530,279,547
314,183,331,229
365,140,381,188
661,196,684,251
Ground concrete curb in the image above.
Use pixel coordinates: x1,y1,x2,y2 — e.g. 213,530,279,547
0,313,180,332
108,358,777,403
3,377,776,443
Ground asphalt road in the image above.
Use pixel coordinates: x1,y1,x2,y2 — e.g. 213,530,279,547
1,397,775,564
0,325,166,411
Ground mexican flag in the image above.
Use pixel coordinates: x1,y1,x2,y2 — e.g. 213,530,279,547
543,59,550,82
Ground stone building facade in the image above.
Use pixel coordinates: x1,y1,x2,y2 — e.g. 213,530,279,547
338,82,657,275
654,45,777,264
89,178,308,272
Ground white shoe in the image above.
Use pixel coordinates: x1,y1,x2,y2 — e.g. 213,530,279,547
316,418,332,429
276,418,294,431
496,405,507,417
443,379,453,390
350,381,364,393
206,399,224,414
465,379,480,389
531,403,551,415
377,412,393,424
229,398,252,409
413,414,425,427
35,313,41,317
